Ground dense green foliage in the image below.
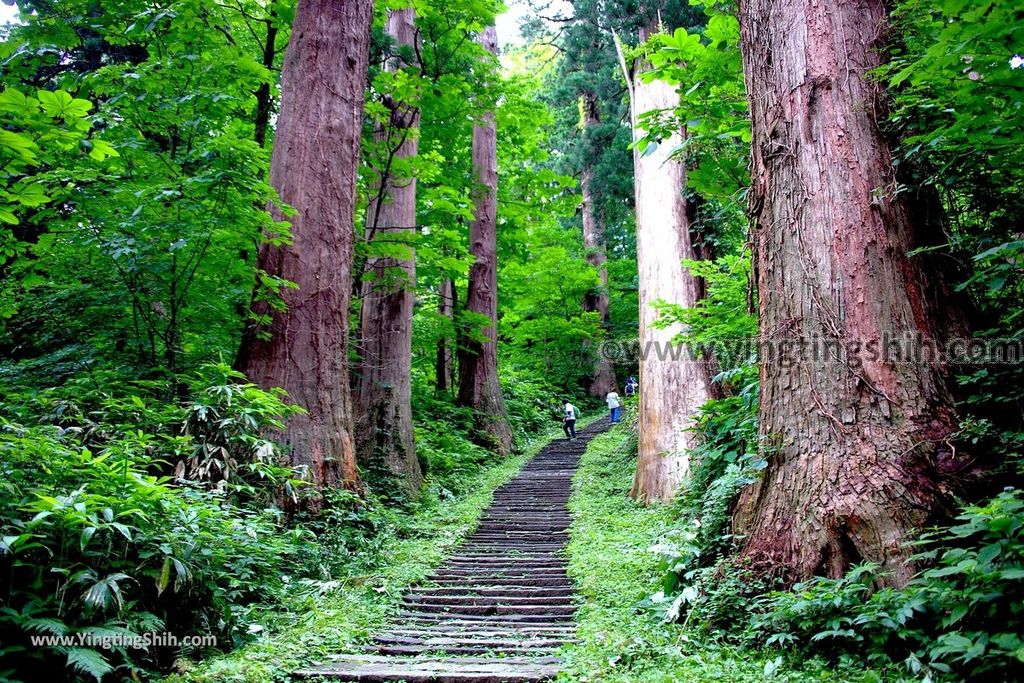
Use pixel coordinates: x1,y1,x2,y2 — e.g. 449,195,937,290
0,365,578,680
750,490,1024,679
0,367,311,680
1,0,1023,679
162,420,572,683
615,1,1024,681
0,0,613,679
562,424,888,682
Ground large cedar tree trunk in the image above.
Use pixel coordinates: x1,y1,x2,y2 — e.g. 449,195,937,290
242,0,371,497
617,26,714,502
456,25,515,455
355,7,423,498
580,92,618,399
733,0,964,584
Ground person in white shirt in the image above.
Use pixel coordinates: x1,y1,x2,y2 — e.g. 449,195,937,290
606,389,621,423
562,399,577,439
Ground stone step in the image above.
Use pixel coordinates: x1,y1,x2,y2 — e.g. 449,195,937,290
480,507,568,511
430,566,568,574
295,655,562,682
475,520,571,527
424,577,574,588
429,567,569,576
457,544,567,551
398,612,573,624
466,529,567,533
444,556,566,565
464,540,569,544
474,522,568,526
427,573,569,583
367,639,570,656
440,564,566,572
402,603,576,617
404,595,573,606
379,626,577,638
373,635,574,649
468,528,568,533
491,493,571,497
458,544,569,548
489,494,570,499
295,419,612,681
442,552,564,559
405,587,574,598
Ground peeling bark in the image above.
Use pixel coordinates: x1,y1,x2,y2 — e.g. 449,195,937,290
581,91,618,400
355,7,423,499
456,25,515,456
242,0,371,500
733,0,965,584
616,27,714,503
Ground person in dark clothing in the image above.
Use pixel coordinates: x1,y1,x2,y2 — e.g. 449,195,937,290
562,399,577,440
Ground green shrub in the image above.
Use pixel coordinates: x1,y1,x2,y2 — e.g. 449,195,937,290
0,365,320,681
750,489,1024,681
178,364,304,504
0,423,315,681
644,380,763,627
500,367,565,439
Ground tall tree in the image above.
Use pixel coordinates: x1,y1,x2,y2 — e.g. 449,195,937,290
436,277,456,394
243,0,372,497
355,6,424,498
457,24,515,455
616,19,714,502
580,91,618,399
732,0,964,583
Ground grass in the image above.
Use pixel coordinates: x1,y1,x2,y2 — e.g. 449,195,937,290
164,418,584,683
559,426,887,682
170,414,872,683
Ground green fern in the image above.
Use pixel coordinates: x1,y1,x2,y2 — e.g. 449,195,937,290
64,648,112,682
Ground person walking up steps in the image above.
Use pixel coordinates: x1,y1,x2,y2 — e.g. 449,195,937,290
562,399,577,440
606,388,621,423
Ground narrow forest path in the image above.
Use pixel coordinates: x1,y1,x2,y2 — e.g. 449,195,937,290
295,418,611,682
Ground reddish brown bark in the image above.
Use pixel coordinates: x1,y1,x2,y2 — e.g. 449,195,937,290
242,0,371,498
616,25,715,502
456,25,515,456
580,92,618,400
733,0,964,584
355,7,423,498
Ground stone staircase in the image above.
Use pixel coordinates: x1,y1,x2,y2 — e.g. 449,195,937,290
295,418,610,682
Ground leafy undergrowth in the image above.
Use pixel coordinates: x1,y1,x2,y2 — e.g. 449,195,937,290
164,418,584,683
560,425,890,682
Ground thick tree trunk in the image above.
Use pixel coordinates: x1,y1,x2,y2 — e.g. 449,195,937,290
733,0,964,584
456,25,515,456
354,7,423,499
616,29,714,503
580,92,618,399
436,277,456,395
242,0,370,499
